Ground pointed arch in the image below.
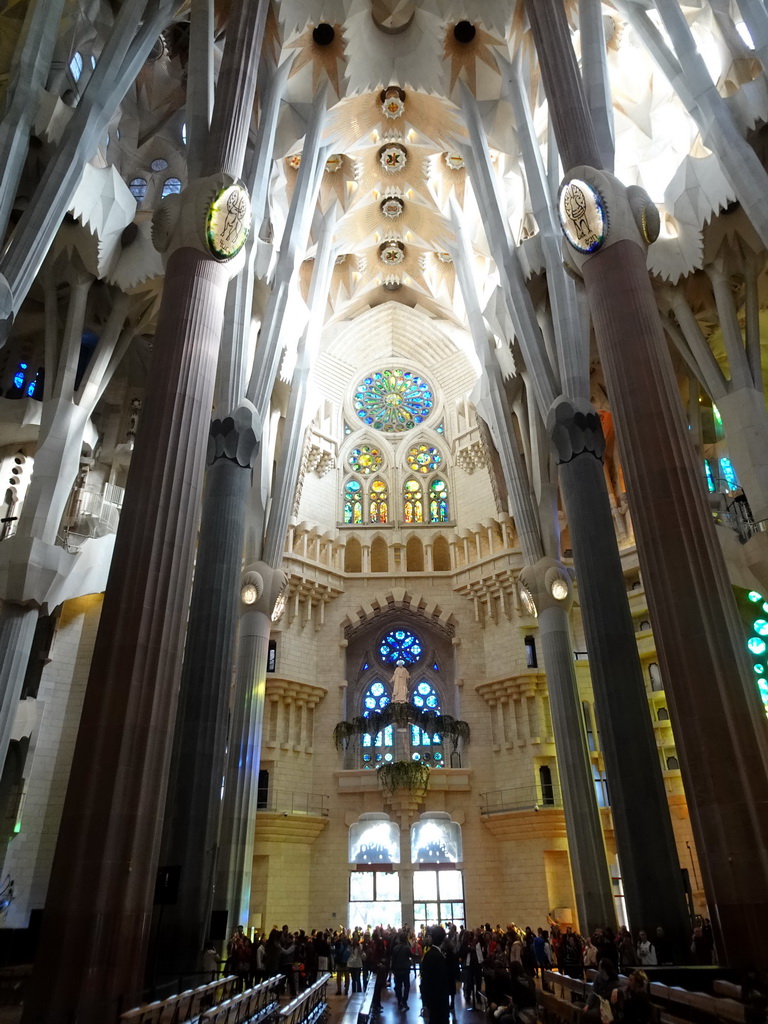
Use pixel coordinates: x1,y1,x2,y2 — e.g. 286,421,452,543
406,535,424,572
371,535,389,572
432,534,450,571
403,478,424,523
429,478,449,522
345,536,362,573
343,477,364,524
369,477,389,523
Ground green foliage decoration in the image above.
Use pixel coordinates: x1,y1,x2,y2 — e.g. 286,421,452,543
376,759,431,794
332,703,470,751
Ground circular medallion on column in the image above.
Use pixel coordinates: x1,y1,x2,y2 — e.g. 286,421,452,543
557,178,607,254
205,180,251,260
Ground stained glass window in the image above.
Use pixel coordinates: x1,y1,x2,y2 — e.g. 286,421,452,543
704,460,715,493
129,178,148,204
349,445,383,474
12,363,27,390
429,479,449,522
162,177,182,197
407,444,442,474
354,368,433,432
344,479,363,524
361,680,393,758
370,479,388,523
411,681,441,750
379,629,423,665
69,52,84,81
719,457,738,491
404,479,424,523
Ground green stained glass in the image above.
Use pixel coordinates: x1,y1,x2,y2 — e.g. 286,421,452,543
349,445,383,474
407,443,442,474
354,368,433,432
344,479,363,524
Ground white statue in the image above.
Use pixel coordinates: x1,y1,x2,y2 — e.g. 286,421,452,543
391,659,410,702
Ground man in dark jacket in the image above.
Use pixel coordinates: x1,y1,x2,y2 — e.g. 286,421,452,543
391,929,413,1009
421,926,452,1024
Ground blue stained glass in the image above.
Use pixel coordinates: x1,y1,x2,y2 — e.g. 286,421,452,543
161,177,182,197
379,628,423,664
720,457,738,491
26,380,36,397
754,619,768,636
704,460,715,492
13,370,24,389
354,367,434,432
748,637,766,655
69,52,83,81
754,664,765,673
433,662,439,671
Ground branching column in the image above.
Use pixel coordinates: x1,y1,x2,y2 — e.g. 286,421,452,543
526,1,768,966
22,0,270,1018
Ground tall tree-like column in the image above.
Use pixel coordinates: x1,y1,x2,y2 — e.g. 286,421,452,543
452,217,615,935
21,2,271,1020
526,0,768,967
153,55,296,981
462,68,689,948
216,209,338,929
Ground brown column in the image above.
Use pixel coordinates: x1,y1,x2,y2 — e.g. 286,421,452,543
22,1,270,1019
583,241,768,963
525,0,768,966
23,251,229,1023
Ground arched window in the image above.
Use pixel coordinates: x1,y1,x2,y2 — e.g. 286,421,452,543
369,479,388,523
161,177,182,197
666,755,679,771
403,479,424,523
429,479,449,522
345,537,361,573
406,536,424,571
151,157,169,172
648,663,663,691
433,535,450,571
371,535,388,572
657,707,669,721
361,680,393,766
539,765,555,806
410,680,444,766
344,479,363,524
129,178,148,205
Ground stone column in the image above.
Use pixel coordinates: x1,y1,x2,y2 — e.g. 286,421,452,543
519,558,616,936
215,565,286,930
22,0,271,1017
0,605,39,773
525,0,768,965
153,404,259,980
550,396,690,954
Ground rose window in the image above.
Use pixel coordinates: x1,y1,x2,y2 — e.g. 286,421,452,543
354,368,433,432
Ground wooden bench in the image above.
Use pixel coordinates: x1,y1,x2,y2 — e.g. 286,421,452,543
278,973,331,1024
536,988,580,1024
120,976,240,1024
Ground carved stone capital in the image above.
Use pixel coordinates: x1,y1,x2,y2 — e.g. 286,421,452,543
558,166,659,278
548,396,605,465
241,560,288,616
207,401,260,468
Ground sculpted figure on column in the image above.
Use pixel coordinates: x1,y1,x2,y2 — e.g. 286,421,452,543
391,660,410,702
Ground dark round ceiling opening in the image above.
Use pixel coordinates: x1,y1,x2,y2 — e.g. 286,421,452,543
313,23,335,46
453,21,476,44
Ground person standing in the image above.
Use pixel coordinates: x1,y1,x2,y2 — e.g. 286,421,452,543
391,929,413,1009
421,926,452,1024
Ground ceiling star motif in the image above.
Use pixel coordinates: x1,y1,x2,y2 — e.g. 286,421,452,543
443,22,506,96
285,22,346,97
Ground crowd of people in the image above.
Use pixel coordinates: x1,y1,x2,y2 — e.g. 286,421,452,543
218,918,724,1022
